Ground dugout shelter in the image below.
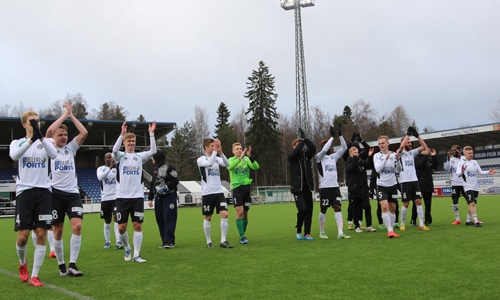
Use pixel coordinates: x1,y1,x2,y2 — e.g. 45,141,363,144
0,117,176,206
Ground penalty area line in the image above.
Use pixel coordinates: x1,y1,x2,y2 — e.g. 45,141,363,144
0,267,95,300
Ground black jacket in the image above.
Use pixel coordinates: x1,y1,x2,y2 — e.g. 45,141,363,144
345,154,372,198
415,153,439,192
288,139,316,193
148,162,179,200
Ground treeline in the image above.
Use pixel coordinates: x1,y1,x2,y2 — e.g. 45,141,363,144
1,61,440,187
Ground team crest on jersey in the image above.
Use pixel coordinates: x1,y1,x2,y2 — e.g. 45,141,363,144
133,157,139,161
37,144,44,150
169,203,175,210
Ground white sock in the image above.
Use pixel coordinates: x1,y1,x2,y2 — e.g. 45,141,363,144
114,223,120,244
133,231,143,257
319,212,326,235
54,239,65,265
417,205,424,226
220,218,229,243
203,220,212,243
467,213,472,222
389,213,396,227
104,223,111,242
119,232,131,250
31,231,37,246
69,234,81,264
16,243,27,265
47,230,55,252
32,244,46,278
472,214,478,223
452,204,460,220
334,212,344,235
401,206,407,226
382,212,393,232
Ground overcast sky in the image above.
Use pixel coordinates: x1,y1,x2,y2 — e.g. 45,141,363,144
1,0,499,135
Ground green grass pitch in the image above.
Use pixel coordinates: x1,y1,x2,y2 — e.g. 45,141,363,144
1,195,499,299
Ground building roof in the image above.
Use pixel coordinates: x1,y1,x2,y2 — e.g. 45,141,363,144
0,117,176,150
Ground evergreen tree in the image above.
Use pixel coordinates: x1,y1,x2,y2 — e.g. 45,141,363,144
244,61,282,186
214,102,231,138
165,121,199,181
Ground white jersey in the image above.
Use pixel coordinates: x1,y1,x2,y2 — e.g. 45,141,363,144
112,135,156,199
315,136,347,188
49,138,80,194
373,151,401,187
96,165,118,202
9,138,57,196
398,149,419,183
197,152,229,196
444,156,465,186
456,159,490,192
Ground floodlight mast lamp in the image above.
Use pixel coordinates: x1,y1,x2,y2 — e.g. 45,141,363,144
281,0,315,135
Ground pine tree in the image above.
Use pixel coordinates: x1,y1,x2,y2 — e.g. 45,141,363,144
214,102,231,138
245,61,282,186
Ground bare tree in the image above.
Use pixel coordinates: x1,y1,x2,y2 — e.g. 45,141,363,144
278,113,298,186
351,99,378,133
190,106,210,155
309,105,331,147
0,103,11,116
230,105,248,145
490,99,500,122
387,105,413,136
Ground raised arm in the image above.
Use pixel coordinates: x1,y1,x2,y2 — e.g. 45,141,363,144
67,103,88,146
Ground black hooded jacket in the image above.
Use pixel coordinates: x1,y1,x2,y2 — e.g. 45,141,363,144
288,138,316,193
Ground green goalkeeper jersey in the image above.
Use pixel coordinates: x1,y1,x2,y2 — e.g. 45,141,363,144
227,156,260,189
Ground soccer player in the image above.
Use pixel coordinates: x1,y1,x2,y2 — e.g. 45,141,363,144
96,152,123,249
455,146,496,227
373,135,402,238
343,132,376,232
148,150,179,249
227,143,260,245
288,128,316,241
444,145,468,224
10,110,57,287
112,120,156,263
316,126,350,239
414,147,439,226
397,126,429,231
346,145,376,233
197,138,232,248
45,103,88,276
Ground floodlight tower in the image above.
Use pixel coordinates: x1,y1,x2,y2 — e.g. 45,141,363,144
281,0,315,132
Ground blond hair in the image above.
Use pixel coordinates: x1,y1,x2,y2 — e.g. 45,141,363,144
123,132,136,141
232,142,241,150
21,110,38,124
378,135,389,142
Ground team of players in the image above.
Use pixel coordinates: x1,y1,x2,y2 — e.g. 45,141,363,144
9,107,496,287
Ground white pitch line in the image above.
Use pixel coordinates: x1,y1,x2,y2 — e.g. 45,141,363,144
0,268,95,300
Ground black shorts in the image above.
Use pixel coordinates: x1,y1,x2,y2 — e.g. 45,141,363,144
465,190,479,204
52,188,84,224
14,188,53,231
400,181,422,202
201,193,228,216
100,200,117,223
116,198,145,224
451,186,466,200
232,185,251,211
319,187,342,209
377,185,399,203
